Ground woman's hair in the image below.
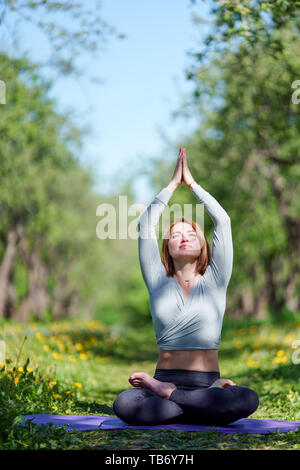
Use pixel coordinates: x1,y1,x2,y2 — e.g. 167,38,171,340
161,217,211,277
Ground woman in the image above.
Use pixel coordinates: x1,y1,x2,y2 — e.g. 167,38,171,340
113,148,259,426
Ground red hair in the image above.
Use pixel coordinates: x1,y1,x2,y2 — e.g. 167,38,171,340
161,217,211,277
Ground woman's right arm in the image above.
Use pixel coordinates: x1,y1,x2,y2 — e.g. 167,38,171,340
138,150,183,293
137,185,174,293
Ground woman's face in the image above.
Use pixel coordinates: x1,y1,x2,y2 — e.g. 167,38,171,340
168,222,201,261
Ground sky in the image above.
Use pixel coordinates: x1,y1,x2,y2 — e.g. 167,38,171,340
3,0,213,203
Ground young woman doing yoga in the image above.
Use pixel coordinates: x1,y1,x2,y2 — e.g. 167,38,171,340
113,148,259,426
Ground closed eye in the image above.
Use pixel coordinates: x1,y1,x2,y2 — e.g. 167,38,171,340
172,232,196,238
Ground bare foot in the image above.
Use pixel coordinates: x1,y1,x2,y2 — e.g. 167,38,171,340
209,378,236,389
128,372,177,399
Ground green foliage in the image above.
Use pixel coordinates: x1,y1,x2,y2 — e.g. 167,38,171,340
189,0,300,64
0,52,141,324
0,358,83,449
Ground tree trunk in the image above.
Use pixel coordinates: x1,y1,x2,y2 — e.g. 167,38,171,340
255,151,300,314
0,225,21,318
13,236,50,322
52,277,80,319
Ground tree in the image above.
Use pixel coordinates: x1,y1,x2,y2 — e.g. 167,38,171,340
0,0,127,77
187,0,300,71
0,52,107,320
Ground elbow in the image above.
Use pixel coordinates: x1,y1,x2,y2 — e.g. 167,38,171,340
137,211,146,230
218,214,231,225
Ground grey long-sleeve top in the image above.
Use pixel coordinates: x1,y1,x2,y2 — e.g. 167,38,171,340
137,183,233,350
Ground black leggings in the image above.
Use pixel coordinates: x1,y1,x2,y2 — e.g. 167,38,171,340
113,368,260,426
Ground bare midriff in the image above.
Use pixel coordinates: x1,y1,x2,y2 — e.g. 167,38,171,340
156,349,220,372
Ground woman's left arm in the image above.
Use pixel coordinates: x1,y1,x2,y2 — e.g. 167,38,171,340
191,182,233,289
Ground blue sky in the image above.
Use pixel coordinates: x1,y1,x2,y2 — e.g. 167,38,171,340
4,0,213,203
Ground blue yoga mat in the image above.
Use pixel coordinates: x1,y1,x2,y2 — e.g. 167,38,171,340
19,414,300,434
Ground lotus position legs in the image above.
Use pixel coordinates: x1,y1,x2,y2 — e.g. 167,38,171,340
113,369,259,426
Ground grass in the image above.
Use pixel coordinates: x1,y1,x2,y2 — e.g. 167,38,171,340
0,311,300,450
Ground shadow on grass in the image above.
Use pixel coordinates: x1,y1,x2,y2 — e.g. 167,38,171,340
73,400,114,416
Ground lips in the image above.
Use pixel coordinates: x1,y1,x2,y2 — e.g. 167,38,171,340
180,243,190,248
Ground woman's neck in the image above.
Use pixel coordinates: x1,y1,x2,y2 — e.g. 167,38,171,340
174,270,201,285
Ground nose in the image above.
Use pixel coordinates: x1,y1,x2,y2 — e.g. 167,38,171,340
180,235,190,245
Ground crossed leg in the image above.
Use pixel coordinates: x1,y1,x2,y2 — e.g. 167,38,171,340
113,385,259,426
113,387,186,426
168,385,259,426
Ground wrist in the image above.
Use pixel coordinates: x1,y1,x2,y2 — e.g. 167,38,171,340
167,181,179,193
188,180,197,190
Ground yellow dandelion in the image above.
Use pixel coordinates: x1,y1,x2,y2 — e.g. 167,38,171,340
65,391,71,395
65,410,71,414
277,350,285,357
54,394,62,399
72,382,82,389
27,368,33,373
49,381,57,386
14,377,20,385
0,363,5,368
18,367,24,372
35,332,44,341
246,357,259,368
52,352,63,360
273,355,288,364
234,340,243,349
52,405,58,411
43,344,50,352
75,343,83,351
79,353,88,361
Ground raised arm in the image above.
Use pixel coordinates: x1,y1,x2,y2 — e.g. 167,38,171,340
137,149,183,293
137,187,173,293
191,181,233,289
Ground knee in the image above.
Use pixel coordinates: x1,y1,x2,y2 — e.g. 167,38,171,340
245,388,260,414
113,390,133,418
112,389,143,425
236,386,260,415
